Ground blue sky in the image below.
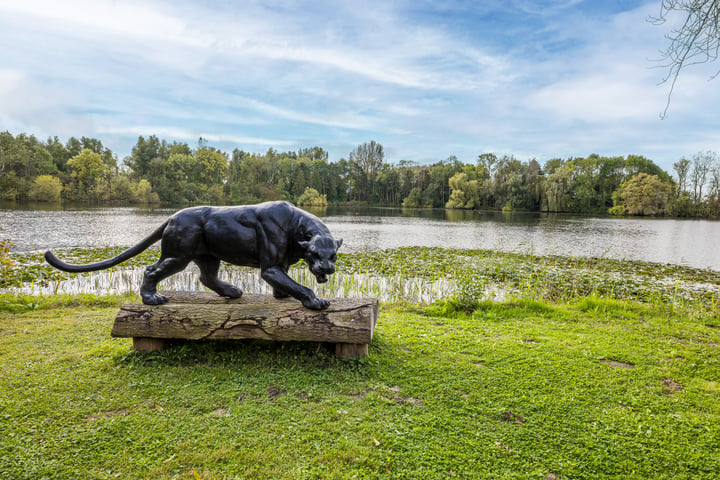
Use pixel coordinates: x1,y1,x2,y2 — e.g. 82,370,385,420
1,0,718,172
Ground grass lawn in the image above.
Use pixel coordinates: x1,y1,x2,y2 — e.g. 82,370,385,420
0,294,718,479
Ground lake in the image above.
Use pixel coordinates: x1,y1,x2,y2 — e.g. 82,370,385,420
1,203,719,271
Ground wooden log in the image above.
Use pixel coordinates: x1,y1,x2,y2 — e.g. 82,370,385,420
111,292,378,357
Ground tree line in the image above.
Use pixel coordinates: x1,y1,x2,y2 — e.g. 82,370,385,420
1,131,719,217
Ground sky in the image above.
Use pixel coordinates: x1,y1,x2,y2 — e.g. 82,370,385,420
1,0,719,173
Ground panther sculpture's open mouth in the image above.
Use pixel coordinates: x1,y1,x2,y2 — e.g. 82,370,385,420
311,266,332,283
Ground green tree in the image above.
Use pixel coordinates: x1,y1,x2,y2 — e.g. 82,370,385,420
612,173,674,216
446,172,479,209
290,161,308,200
542,161,575,212
706,161,720,216
29,175,63,202
66,148,105,199
32,146,57,175
346,159,369,202
327,160,349,203
672,191,695,216
690,150,715,203
376,166,401,205
126,135,166,178
65,137,82,158
195,147,228,186
477,153,497,178
402,187,430,208
594,155,626,209
130,179,160,204
624,154,671,182
523,159,544,211
349,141,384,202
297,187,328,206
45,136,71,172
491,155,524,210
429,158,460,207
0,132,33,180
673,158,691,193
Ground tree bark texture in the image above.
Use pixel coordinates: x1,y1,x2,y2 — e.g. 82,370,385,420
111,292,378,354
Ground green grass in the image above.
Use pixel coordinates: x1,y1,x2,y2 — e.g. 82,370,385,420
1,294,718,479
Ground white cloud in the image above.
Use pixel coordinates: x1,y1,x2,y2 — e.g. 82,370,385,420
511,0,584,15
0,68,91,135
528,68,664,121
100,125,295,147
0,0,717,170
0,0,199,45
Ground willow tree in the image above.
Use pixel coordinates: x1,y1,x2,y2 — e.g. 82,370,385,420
650,1,720,118
446,172,479,209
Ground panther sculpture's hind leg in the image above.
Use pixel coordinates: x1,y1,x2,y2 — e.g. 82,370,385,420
141,256,191,305
194,256,243,299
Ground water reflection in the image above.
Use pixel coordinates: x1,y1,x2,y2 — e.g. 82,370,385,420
2,203,719,270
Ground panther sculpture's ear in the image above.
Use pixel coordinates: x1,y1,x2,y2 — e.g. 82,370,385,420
335,238,343,250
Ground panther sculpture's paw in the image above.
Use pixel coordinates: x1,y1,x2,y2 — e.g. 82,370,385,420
303,297,330,310
142,293,169,305
220,286,243,298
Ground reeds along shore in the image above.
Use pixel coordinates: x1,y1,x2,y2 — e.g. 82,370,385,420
3,246,720,318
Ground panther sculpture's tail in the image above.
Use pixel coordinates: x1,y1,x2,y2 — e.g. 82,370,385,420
44,221,168,273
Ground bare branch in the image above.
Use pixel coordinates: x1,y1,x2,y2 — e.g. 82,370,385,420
649,0,720,118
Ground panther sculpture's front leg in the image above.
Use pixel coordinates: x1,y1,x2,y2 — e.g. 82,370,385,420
261,266,330,310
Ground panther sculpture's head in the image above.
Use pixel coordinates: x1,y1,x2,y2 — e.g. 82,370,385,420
299,236,343,283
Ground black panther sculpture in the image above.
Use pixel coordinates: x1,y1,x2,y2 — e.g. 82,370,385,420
45,201,342,310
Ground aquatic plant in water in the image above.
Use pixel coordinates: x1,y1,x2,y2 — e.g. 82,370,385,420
4,246,720,316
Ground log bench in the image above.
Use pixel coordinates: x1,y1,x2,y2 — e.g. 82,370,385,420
111,291,379,358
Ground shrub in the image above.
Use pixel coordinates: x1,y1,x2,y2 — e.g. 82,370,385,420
0,238,14,273
297,187,327,206
29,175,63,202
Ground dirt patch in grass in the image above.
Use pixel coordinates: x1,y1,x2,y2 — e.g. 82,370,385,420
662,378,684,394
267,386,287,399
601,359,634,369
86,408,129,422
501,411,526,424
396,396,424,406
386,385,423,406
348,388,369,400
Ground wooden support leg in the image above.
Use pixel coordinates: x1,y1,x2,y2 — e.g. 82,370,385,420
336,343,369,359
133,337,170,353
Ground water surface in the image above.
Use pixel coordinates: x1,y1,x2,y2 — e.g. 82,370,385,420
1,203,718,270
